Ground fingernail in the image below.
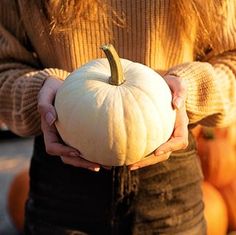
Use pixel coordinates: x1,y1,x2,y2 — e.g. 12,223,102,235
88,167,100,172
94,167,100,172
70,151,80,157
45,112,56,126
130,166,139,171
174,97,183,110
102,166,112,170
155,150,164,156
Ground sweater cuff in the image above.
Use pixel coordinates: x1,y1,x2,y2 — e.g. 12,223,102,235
33,68,70,87
29,68,70,95
166,62,223,125
13,68,70,136
40,68,70,81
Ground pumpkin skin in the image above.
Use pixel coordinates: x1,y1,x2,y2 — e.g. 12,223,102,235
55,46,175,166
202,181,228,235
7,168,29,232
197,128,236,188
219,180,236,231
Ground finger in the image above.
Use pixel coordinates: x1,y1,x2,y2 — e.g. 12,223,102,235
155,112,189,155
38,88,56,107
155,129,189,155
38,88,57,115
38,78,62,124
45,109,57,126
164,75,187,97
38,101,57,126
43,122,81,157
37,77,62,107
129,153,170,170
172,96,184,110
154,129,188,155
102,165,112,170
164,75,187,109
154,136,188,155
46,140,81,157
61,156,100,172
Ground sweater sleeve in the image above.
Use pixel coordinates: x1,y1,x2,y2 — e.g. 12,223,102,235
166,4,236,127
0,9,69,136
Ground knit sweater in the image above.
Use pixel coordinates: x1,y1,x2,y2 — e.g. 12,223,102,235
0,0,236,136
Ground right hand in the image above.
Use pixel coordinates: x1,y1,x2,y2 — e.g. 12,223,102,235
129,73,189,170
37,76,101,172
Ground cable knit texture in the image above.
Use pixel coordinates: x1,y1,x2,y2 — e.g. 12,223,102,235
0,0,236,136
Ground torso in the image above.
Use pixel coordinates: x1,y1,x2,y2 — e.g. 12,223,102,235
17,0,196,72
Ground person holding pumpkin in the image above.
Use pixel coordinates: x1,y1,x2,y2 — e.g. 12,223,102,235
0,0,236,234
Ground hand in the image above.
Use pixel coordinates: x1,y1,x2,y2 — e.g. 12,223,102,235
129,74,189,170
37,76,100,172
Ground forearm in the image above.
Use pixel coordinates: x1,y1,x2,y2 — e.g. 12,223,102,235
166,50,236,127
0,64,69,136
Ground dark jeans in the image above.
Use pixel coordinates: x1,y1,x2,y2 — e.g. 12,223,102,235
24,133,206,235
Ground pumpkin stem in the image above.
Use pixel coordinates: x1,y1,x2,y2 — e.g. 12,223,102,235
101,44,125,86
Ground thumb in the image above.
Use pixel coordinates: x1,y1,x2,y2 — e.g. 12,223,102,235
172,96,184,110
38,77,62,125
44,105,57,126
163,74,187,110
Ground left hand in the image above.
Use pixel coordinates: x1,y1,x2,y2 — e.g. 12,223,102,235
38,76,101,172
129,74,189,170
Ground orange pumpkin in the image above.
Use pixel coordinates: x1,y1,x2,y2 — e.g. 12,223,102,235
190,124,202,140
7,168,29,232
228,232,236,235
202,181,228,235
214,124,236,148
197,127,236,188
219,180,236,231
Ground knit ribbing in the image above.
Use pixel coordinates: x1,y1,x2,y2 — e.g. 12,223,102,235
0,67,69,136
167,56,236,127
0,0,236,136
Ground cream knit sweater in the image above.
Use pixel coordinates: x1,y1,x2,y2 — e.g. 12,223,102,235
0,0,236,136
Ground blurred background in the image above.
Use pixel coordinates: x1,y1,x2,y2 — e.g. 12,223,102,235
1,120,236,235
0,121,33,235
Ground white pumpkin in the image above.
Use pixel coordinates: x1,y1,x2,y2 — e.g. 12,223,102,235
55,45,176,166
